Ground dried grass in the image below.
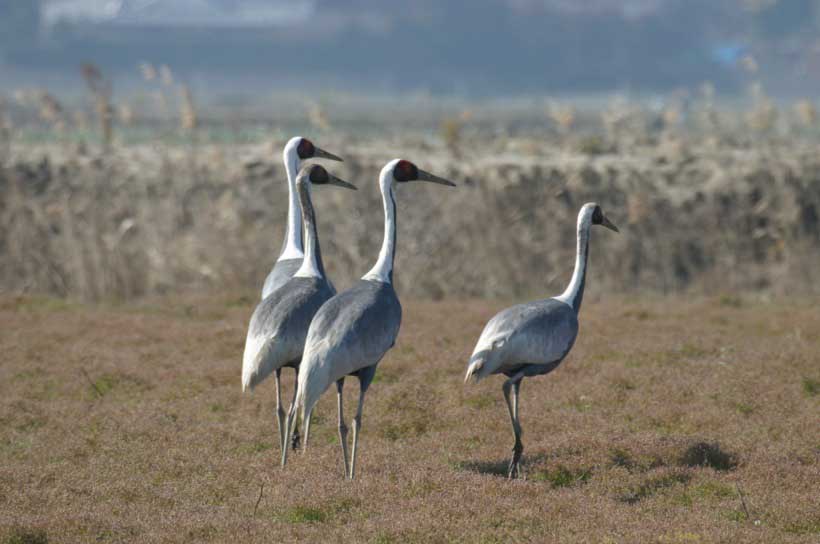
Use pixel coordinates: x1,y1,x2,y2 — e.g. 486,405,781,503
0,294,817,542
3,131,820,302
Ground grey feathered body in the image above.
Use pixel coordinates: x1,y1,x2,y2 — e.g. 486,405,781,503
261,258,303,300
297,280,402,415
470,298,579,379
243,276,336,390
262,258,336,301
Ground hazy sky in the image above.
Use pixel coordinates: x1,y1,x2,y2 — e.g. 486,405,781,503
41,0,314,27
40,0,680,27
6,0,818,96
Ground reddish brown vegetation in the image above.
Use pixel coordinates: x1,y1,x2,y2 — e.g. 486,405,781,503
0,294,818,542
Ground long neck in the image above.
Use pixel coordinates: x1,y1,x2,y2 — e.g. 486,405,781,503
278,153,303,260
363,180,397,283
293,182,325,278
558,219,591,314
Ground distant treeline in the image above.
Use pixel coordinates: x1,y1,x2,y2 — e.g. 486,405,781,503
2,0,820,95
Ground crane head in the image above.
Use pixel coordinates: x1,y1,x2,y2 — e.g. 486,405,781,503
391,159,456,186
297,164,356,190
285,136,344,163
588,203,619,233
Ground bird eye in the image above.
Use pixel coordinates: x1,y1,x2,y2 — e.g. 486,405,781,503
592,206,603,224
309,165,328,184
394,160,417,182
297,138,315,159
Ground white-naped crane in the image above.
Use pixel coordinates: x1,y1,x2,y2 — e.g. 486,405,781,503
261,137,343,300
243,164,356,457
464,203,619,478
282,159,455,477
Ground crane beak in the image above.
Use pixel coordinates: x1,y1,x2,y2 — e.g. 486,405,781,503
601,215,619,233
416,168,456,187
314,146,344,162
327,174,357,190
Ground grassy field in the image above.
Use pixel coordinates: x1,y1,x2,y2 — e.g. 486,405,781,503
0,293,818,543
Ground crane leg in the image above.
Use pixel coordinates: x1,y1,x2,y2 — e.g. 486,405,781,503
280,368,302,467
502,372,525,479
280,383,292,466
349,365,375,480
287,367,301,451
274,368,285,452
302,408,313,451
349,385,367,479
336,379,351,478
512,379,522,477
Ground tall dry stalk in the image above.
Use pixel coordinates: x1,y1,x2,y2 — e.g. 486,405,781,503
159,64,174,87
793,99,816,129
118,102,135,127
307,101,331,132
179,85,198,135
38,91,66,137
548,102,576,138
746,82,777,135
695,82,719,135
81,63,114,152
0,95,11,164
139,61,157,82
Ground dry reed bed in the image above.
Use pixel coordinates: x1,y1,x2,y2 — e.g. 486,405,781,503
1,135,820,301
0,293,817,542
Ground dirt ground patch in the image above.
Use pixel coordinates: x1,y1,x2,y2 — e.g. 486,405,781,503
0,293,818,542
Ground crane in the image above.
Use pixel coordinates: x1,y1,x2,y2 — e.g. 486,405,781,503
261,137,342,299
464,203,619,478
242,164,356,456
282,159,455,478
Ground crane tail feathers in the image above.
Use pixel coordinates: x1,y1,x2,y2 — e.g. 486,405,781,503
295,342,334,431
241,335,281,392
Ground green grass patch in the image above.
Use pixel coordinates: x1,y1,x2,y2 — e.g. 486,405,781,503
621,309,653,321
381,397,431,440
674,480,735,507
612,378,636,391
568,396,592,412
92,375,118,397
381,418,428,441
532,465,592,488
371,368,399,385
783,519,820,534
4,527,48,544
15,416,47,433
802,377,819,397
717,294,743,308
691,480,735,500
464,395,495,409
13,369,46,381
7,295,79,313
723,510,748,523
84,372,152,400
618,471,691,504
281,505,327,523
224,295,253,308
609,448,635,470
734,402,755,416
451,459,508,477
280,498,360,524
678,441,737,471
237,441,273,454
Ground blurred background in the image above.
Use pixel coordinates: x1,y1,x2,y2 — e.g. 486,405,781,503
2,0,820,301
